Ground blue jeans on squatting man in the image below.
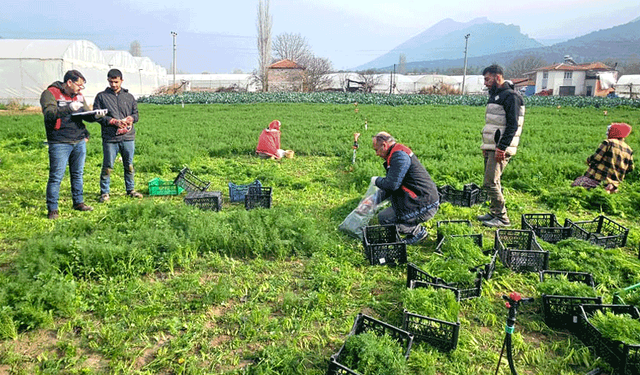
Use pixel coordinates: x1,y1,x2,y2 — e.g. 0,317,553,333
47,140,87,211
101,140,135,194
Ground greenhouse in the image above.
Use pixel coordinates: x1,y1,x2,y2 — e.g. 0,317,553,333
0,39,167,106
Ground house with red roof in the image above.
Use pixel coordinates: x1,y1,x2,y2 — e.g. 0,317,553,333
534,56,618,96
267,59,305,92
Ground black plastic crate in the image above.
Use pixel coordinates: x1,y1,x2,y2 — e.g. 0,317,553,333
564,215,629,249
539,270,601,330
406,263,482,300
184,191,222,211
363,225,407,266
495,229,549,273
245,186,272,210
327,313,414,375
436,220,476,244
576,304,640,375
402,285,461,352
521,213,572,244
437,183,485,207
473,248,499,281
228,179,261,203
173,167,211,193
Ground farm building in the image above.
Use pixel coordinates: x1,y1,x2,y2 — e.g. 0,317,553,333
267,59,305,92
0,39,167,106
533,56,617,96
614,75,640,98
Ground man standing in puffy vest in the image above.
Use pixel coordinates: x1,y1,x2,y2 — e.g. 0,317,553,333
371,132,440,245
40,70,103,219
477,64,525,227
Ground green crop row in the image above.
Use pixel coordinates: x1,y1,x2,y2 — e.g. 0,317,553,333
139,91,640,108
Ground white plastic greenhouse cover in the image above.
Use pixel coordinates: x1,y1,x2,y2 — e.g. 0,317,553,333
0,39,168,106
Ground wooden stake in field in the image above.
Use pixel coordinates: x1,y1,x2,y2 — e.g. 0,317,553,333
352,133,361,164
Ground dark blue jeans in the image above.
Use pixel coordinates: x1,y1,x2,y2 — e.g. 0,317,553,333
378,203,439,236
100,141,135,194
47,140,87,211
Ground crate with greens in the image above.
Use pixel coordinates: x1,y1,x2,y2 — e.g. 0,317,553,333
406,251,483,301
327,313,413,375
538,270,601,330
436,232,498,281
401,281,461,351
576,304,640,375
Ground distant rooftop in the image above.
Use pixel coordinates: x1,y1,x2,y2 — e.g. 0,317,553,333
269,59,303,69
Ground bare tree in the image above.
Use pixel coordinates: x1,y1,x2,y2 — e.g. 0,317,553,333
303,56,333,91
256,0,272,92
273,33,311,63
129,40,142,57
357,69,383,93
506,55,547,78
398,54,407,75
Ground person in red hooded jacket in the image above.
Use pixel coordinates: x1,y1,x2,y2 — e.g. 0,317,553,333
256,120,284,159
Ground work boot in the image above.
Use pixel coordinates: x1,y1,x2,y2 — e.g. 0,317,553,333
127,190,143,198
99,193,110,203
482,216,511,227
476,213,494,221
73,202,94,211
403,227,428,245
48,210,59,220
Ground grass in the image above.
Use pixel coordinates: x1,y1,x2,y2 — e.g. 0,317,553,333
0,102,639,374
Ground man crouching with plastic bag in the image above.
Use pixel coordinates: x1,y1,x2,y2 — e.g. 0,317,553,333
370,132,439,245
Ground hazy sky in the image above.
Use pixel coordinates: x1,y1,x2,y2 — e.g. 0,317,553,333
1,0,639,73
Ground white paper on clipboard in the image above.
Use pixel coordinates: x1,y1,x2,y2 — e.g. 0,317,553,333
71,109,107,117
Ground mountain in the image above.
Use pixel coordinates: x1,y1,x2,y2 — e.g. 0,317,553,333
387,17,640,74
354,17,544,70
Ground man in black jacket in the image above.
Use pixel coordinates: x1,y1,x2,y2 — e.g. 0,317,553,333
371,132,439,245
93,69,142,202
40,69,102,219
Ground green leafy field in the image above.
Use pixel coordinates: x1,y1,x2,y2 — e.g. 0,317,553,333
0,101,639,374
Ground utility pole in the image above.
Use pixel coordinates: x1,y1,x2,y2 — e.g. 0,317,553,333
462,34,470,95
171,31,177,89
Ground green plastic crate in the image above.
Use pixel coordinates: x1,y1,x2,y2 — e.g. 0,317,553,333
148,177,184,196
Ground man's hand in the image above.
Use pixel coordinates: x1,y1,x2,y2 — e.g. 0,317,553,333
482,150,488,158
123,116,134,125
109,118,121,126
495,149,506,162
69,101,83,112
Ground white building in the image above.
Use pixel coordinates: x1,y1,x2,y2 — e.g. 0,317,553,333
534,56,617,96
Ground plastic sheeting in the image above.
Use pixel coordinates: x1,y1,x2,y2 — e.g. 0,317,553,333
0,39,167,106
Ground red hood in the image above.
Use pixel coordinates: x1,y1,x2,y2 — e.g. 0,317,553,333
269,120,281,131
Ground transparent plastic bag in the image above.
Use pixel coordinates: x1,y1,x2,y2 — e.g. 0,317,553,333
338,180,385,240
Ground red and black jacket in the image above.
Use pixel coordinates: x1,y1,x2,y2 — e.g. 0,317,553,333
377,143,439,222
40,81,90,144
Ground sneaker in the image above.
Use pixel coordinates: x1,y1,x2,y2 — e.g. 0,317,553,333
47,210,59,220
73,202,94,211
477,213,494,221
404,227,428,245
482,216,511,227
127,190,143,198
99,193,110,203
